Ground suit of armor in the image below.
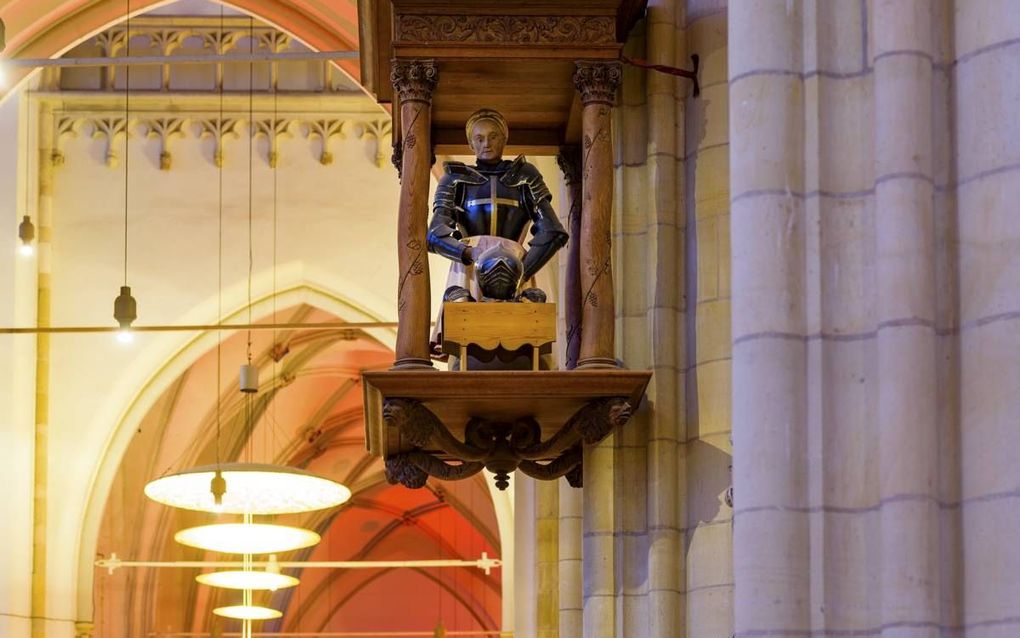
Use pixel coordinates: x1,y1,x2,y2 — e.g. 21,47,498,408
427,155,568,281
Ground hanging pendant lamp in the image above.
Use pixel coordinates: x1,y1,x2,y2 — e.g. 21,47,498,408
175,522,320,554
213,605,282,621
197,570,299,591
145,462,350,515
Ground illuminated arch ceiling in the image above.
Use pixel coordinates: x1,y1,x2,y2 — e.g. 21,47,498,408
0,0,361,93
14,0,501,633
96,304,503,635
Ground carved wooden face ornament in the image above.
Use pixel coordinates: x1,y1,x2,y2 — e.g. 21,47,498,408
468,118,507,162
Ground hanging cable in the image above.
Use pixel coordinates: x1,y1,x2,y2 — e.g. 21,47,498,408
112,0,137,342
18,87,35,257
214,1,225,477
246,15,255,367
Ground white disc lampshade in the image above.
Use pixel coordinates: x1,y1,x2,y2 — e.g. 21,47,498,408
175,523,320,554
144,462,351,515
196,570,300,591
213,605,282,621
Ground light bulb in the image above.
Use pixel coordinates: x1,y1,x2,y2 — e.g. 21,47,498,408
18,216,35,256
116,329,134,344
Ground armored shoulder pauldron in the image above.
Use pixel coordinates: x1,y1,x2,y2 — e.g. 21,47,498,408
500,155,553,203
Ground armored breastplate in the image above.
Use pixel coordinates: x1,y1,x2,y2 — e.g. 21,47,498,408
459,175,530,241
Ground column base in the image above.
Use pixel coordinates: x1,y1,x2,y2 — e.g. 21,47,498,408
391,357,435,370
576,357,619,369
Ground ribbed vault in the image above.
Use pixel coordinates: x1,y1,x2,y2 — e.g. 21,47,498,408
95,304,502,636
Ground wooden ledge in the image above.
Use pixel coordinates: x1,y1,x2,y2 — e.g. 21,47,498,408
364,369,650,456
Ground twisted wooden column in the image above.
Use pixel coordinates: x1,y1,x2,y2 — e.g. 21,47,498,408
573,62,622,369
391,60,437,369
557,145,583,369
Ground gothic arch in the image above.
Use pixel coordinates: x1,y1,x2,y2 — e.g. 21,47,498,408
0,0,361,99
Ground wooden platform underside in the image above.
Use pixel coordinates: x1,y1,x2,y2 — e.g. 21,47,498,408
363,369,652,458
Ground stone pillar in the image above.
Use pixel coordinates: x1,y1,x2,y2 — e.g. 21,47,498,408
32,100,55,638
873,1,941,631
573,61,622,369
557,482,582,638
729,2,810,635
955,2,1020,631
535,480,559,638
582,435,615,637
556,145,583,370
390,60,437,369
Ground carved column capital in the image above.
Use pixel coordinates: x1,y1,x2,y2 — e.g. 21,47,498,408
391,60,439,105
572,61,622,106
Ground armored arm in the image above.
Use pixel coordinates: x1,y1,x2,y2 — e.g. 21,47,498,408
516,160,568,280
427,171,472,265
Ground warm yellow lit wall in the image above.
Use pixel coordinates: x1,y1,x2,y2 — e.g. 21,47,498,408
0,85,476,637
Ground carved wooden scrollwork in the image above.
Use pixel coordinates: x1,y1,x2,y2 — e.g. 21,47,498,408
385,452,485,489
381,396,633,490
518,446,582,482
396,15,615,45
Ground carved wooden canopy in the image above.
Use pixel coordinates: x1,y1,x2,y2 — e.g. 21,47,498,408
357,0,648,154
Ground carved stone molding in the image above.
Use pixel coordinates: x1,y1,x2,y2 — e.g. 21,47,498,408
306,119,348,165
48,108,397,171
201,29,244,55
197,118,242,168
396,15,615,45
356,119,393,168
144,117,186,170
52,116,83,167
253,118,295,168
390,60,439,105
90,117,130,167
258,30,291,53
380,396,633,490
573,61,623,106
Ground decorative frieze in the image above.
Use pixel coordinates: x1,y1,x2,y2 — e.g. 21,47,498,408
48,111,396,171
306,119,348,166
198,117,243,168
143,117,186,170
395,15,615,45
90,117,130,167
52,115,82,167
61,17,358,94
252,118,294,168
355,119,393,168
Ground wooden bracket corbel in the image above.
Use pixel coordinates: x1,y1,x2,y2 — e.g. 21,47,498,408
380,395,633,491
